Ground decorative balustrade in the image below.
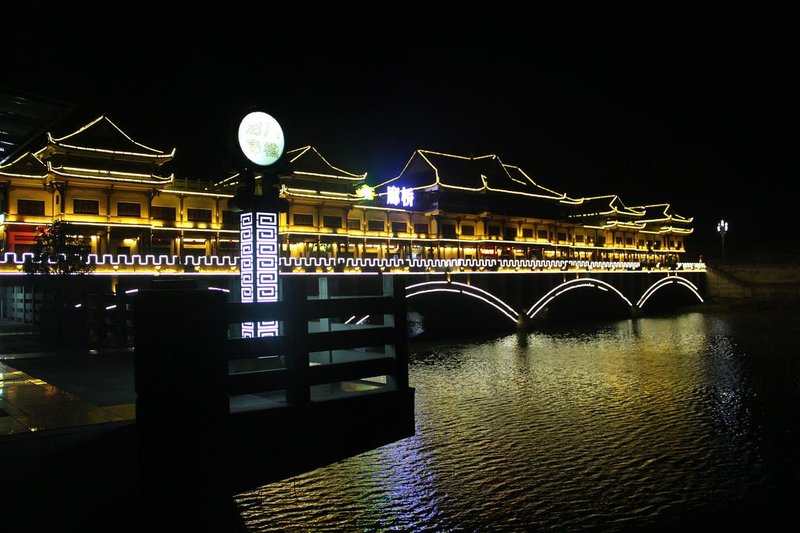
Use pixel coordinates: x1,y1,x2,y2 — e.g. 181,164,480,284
0,252,706,275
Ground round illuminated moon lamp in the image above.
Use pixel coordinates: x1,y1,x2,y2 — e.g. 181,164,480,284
235,110,285,168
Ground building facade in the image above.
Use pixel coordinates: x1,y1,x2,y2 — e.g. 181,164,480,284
0,116,694,272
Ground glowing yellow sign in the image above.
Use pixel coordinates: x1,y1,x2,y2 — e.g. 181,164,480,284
356,184,375,200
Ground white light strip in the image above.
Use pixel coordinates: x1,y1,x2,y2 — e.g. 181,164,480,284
526,278,634,318
0,252,705,274
406,287,518,322
636,276,704,308
405,280,518,318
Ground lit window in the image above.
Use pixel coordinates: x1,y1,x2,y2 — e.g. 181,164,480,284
187,208,212,222
18,199,45,216
74,199,99,215
117,202,141,217
293,213,313,226
323,216,342,228
152,206,177,221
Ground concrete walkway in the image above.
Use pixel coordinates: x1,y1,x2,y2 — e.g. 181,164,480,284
0,320,135,436
0,320,145,532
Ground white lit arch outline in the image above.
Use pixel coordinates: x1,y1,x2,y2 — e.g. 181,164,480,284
636,276,704,309
405,280,520,323
526,277,634,319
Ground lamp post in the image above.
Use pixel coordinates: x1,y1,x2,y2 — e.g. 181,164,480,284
717,219,728,262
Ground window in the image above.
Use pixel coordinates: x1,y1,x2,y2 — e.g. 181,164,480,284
222,210,239,226
413,223,428,234
151,236,171,254
615,236,624,245
117,202,141,217
575,234,584,243
441,223,456,237
638,239,645,247
152,206,176,221
522,228,533,238
557,232,567,242
391,221,406,234
596,236,606,245
461,224,474,236
347,218,361,230
17,199,45,216
488,225,501,237
73,199,99,215
219,241,238,255
293,213,313,226
537,229,548,240
187,208,212,222
625,237,633,246
367,219,384,231
14,244,35,254
504,227,517,240
323,216,342,229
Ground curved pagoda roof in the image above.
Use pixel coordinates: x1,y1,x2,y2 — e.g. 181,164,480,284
0,152,48,180
373,149,573,202
39,115,175,161
286,146,367,181
214,146,367,202
630,203,694,235
567,196,693,234
28,115,175,186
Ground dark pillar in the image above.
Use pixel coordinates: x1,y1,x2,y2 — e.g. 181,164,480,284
134,287,239,531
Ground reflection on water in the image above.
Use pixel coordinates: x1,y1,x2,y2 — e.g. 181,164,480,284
236,310,800,531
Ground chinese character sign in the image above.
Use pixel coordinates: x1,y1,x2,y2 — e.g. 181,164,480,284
386,186,414,208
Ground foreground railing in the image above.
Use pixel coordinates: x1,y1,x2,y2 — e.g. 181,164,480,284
132,276,415,530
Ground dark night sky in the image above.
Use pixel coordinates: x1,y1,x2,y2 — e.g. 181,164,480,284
3,2,796,258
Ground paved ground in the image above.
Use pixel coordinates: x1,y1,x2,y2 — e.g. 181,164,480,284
0,319,135,436
0,320,257,532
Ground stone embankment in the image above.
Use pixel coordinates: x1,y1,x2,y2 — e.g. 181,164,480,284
705,263,800,308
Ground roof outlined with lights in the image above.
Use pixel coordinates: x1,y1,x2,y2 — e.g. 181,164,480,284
41,115,175,160
0,115,175,186
374,149,572,201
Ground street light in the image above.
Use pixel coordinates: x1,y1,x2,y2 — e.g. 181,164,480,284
717,219,728,261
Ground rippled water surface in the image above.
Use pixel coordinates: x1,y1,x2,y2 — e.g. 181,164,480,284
236,309,800,531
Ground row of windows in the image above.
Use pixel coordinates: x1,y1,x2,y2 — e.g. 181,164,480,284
288,214,681,248
14,200,682,248
17,199,215,222
294,215,576,239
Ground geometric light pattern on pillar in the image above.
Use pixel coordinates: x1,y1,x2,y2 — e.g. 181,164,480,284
239,212,255,337
255,212,279,336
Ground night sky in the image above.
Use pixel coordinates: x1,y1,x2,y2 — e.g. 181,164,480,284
3,3,795,258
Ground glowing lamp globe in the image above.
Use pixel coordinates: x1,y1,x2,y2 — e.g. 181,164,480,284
237,111,285,167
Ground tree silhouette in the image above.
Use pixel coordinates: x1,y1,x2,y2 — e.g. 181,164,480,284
23,220,94,306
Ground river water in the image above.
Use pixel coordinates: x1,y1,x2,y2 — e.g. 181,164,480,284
235,305,800,531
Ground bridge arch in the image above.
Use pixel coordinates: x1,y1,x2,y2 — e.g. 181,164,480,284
636,276,704,310
405,280,519,324
525,277,634,320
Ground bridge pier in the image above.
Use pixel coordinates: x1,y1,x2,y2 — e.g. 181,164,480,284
515,312,534,331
